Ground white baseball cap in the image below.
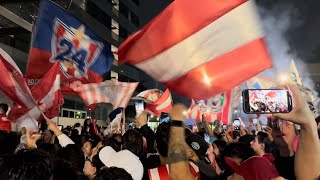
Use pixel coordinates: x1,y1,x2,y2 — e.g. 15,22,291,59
99,146,144,180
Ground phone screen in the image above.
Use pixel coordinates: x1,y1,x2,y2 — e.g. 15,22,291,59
223,125,227,130
253,119,259,125
234,120,240,127
135,101,144,116
160,112,170,123
57,125,63,131
204,133,210,143
243,89,292,114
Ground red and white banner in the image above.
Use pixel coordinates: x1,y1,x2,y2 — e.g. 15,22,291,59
133,89,172,116
118,0,272,100
0,48,34,109
70,80,138,109
9,63,63,126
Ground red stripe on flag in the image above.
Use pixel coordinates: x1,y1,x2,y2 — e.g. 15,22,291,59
165,38,272,99
118,0,247,63
158,165,169,180
221,91,232,125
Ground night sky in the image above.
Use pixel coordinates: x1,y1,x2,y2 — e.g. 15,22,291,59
140,0,320,63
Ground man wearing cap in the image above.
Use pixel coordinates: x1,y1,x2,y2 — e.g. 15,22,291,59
167,104,217,180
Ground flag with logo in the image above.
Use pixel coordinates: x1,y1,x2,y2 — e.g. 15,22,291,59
133,89,172,116
69,80,138,109
188,89,234,124
118,0,272,100
9,63,63,128
245,76,277,89
27,0,114,93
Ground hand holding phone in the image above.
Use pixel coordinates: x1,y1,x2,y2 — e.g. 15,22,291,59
242,89,293,114
233,119,240,130
135,101,145,116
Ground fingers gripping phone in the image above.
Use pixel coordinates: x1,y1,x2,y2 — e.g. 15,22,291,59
242,89,293,114
233,119,240,130
160,112,170,123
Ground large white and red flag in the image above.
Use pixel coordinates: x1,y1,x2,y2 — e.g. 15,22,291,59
9,63,63,127
70,80,138,109
0,48,34,109
133,89,172,116
118,0,272,100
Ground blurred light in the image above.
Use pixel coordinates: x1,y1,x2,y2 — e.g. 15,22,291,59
203,74,211,86
234,110,238,113
279,74,289,82
183,111,188,116
150,115,154,118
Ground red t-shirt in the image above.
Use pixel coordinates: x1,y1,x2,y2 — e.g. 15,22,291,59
0,114,11,133
148,161,200,180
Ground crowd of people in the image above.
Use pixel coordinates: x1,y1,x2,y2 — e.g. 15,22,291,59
0,85,319,180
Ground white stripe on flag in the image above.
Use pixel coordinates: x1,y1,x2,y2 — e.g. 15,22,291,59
84,85,94,105
156,93,172,111
0,48,23,75
93,83,101,102
135,1,263,82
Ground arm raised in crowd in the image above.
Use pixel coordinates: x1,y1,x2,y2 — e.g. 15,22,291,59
136,112,156,153
46,118,74,147
274,85,320,180
168,104,195,180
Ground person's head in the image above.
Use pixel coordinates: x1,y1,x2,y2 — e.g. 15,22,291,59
250,132,271,156
213,120,223,134
155,122,170,157
83,153,105,179
82,135,100,156
212,140,227,157
84,118,92,126
185,132,210,162
0,103,8,115
0,149,53,180
122,129,143,157
223,142,255,165
101,138,121,152
75,123,81,128
57,144,85,171
99,146,143,180
94,167,133,180
238,134,255,147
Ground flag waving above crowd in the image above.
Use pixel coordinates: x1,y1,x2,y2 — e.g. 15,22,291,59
69,80,138,109
133,89,172,116
118,0,273,100
27,0,114,93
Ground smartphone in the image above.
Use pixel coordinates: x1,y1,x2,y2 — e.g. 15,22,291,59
204,133,210,143
160,112,170,123
233,119,240,130
57,125,63,131
222,125,227,132
253,119,259,126
135,100,144,116
242,89,293,114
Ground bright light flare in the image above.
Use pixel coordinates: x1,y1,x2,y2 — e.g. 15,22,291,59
279,73,289,83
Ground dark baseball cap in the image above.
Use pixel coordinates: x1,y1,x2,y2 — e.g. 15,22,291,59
185,133,209,162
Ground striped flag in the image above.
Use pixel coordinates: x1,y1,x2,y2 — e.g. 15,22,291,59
148,162,199,180
8,63,63,129
118,0,272,100
0,48,34,109
70,80,138,109
133,89,172,116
